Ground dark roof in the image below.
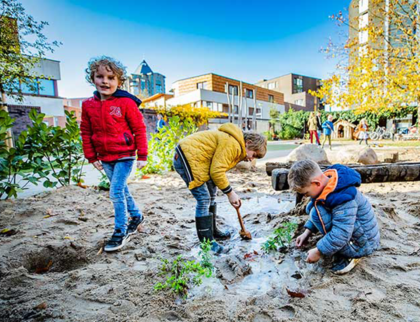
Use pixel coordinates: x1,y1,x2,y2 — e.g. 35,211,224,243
134,60,153,75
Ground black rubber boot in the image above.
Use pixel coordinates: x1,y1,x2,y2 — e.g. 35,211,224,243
195,215,224,254
209,203,231,240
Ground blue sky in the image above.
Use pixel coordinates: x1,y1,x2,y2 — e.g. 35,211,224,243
21,0,350,98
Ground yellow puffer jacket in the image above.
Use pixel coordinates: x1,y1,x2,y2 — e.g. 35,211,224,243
179,123,246,192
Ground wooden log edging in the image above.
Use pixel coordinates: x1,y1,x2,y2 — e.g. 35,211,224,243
271,162,420,191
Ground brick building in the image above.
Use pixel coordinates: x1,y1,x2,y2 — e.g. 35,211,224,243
256,73,322,112
167,73,285,132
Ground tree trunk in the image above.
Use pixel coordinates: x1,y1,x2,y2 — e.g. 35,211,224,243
271,162,420,191
0,85,13,148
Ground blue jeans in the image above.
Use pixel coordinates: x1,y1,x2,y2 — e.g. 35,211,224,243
173,155,216,218
102,160,141,234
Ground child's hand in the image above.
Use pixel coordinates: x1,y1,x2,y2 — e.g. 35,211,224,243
137,160,147,169
296,229,312,248
306,248,321,263
227,191,241,208
93,161,103,170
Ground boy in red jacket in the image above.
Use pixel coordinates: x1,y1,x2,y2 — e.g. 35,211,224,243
81,56,148,252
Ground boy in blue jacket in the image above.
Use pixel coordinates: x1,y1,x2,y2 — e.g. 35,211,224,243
288,159,380,274
322,114,334,150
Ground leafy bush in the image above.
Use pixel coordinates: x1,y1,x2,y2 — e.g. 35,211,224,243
0,110,45,198
25,109,85,187
139,115,197,175
148,104,226,126
262,222,298,253
154,239,214,298
0,109,85,199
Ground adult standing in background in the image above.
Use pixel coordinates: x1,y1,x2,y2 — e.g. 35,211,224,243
316,111,323,141
308,112,320,145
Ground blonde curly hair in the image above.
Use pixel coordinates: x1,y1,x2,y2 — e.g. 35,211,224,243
85,56,127,85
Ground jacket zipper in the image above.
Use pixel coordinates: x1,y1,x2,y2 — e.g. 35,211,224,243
314,201,327,235
101,100,108,152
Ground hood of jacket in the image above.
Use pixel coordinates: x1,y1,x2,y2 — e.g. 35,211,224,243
93,89,142,107
315,164,361,208
218,123,246,159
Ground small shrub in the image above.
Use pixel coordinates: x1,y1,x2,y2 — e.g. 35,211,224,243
154,239,214,298
139,115,197,175
262,222,298,253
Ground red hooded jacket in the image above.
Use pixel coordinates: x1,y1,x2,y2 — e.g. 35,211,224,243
80,90,148,163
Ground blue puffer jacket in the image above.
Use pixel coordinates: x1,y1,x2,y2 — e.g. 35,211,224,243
304,164,380,258
322,121,334,135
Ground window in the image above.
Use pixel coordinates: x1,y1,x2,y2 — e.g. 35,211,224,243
268,95,274,103
132,87,140,95
246,89,253,99
79,100,83,108
197,81,207,89
294,99,304,106
41,79,55,96
21,79,38,95
228,85,238,96
54,117,59,126
268,82,276,90
234,105,238,114
206,101,213,108
156,83,162,93
359,45,367,56
141,79,146,91
256,108,261,114
359,0,368,13
249,107,255,115
293,77,303,93
21,78,55,96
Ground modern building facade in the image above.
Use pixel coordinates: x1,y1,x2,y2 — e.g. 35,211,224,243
256,73,321,112
124,60,166,98
167,73,285,132
142,93,174,109
6,58,64,138
43,97,87,127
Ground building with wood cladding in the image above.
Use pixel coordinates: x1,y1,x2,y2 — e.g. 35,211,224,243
256,73,322,112
166,73,285,132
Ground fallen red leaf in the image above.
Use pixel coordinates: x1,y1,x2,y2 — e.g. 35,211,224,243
286,288,306,298
141,175,151,179
35,302,47,310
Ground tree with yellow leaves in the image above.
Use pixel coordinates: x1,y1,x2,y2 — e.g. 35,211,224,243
312,0,419,129
146,104,227,127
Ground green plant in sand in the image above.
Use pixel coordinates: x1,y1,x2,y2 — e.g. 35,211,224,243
154,239,214,298
262,222,298,253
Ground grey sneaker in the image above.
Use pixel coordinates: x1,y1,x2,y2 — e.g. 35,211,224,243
127,216,144,236
104,229,130,252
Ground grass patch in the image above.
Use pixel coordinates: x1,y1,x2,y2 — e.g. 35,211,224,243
267,144,297,152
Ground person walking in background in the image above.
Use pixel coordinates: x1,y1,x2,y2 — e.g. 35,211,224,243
391,123,397,141
308,112,320,145
316,111,323,141
155,114,166,133
356,119,369,146
322,115,334,150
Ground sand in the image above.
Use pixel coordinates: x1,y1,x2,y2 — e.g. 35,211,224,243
0,165,420,322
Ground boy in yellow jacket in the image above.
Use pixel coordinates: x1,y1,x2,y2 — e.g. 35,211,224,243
173,123,267,253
